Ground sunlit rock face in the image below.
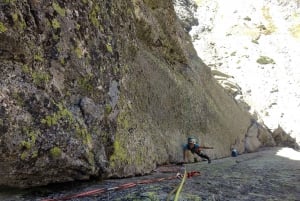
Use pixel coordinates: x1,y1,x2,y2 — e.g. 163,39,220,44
181,0,300,144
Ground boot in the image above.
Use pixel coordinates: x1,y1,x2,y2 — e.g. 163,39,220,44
198,152,211,164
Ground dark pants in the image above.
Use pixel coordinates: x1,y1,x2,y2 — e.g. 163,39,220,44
195,151,211,163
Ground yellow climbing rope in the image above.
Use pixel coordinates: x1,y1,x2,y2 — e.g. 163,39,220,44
174,167,187,201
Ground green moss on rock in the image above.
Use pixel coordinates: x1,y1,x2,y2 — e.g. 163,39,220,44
78,75,93,92
34,54,44,62
261,6,277,35
51,18,60,29
12,12,26,31
0,22,7,33
109,137,128,168
50,147,62,158
32,71,50,86
20,141,32,149
75,124,92,147
106,43,113,53
20,151,29,160
41,103,73,127
52,2,65,17
105,104,112,115
89,4,102,30
256,56,275,65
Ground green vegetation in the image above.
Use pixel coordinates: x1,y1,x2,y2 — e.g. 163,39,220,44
51,18,60,29
41,103,73,127
88,4,104,31
20,128,38,149
12,12,26,31
3,0,16,3
256,56,275,65
22,64,50,87
60,58,66,65
78,75,93,92
52,2,65,17
21,64,31,74
76,23,81,30
20,141,32,149
106,43,113,53
243,16,251,21
261,6,277,34
117,110,130,130
230,51,236,56
32,71,50,86
19,128,40,160
21,152,29,160
105,104,112,116
34,54,44,62
41,102,92,147
50,147,62,158
109,136,128,168
143,0,160,9
109,100,147,169
75,46,84,58
32,151,38,159
75,124,92,147
0,22,7,33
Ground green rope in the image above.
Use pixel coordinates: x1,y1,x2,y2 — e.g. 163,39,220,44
166,185,179,201
174,168,187,201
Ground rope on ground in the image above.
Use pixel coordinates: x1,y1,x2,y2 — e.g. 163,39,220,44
167,166,201,201
167,165,185,201
174,167,187,201
41,168,200,201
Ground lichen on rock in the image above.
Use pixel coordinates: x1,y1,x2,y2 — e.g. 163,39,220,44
0,0,279,188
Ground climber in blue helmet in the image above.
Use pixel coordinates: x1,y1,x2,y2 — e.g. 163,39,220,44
183,137,212,164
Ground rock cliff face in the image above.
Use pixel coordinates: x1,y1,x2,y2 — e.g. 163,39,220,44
0,0,274,188
185,0,300,144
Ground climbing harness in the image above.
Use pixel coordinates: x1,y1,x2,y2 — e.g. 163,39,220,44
41,165,200,201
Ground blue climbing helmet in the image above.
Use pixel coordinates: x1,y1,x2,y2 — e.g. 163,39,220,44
187,136,197,144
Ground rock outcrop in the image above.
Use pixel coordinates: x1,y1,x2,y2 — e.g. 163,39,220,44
187,0,300,145
0,0,275,188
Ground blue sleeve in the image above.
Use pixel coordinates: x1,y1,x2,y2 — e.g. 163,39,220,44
183,144,189,150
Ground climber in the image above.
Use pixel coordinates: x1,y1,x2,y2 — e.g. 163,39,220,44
183,136,212,164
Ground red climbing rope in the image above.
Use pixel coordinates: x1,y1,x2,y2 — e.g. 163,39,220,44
41,170,200,201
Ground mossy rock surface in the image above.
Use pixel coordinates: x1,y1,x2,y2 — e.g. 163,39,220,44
0,0,258,188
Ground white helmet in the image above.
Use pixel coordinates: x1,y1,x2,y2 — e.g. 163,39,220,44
188,137,196,144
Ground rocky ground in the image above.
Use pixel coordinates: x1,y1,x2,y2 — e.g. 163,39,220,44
0,147,299,201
